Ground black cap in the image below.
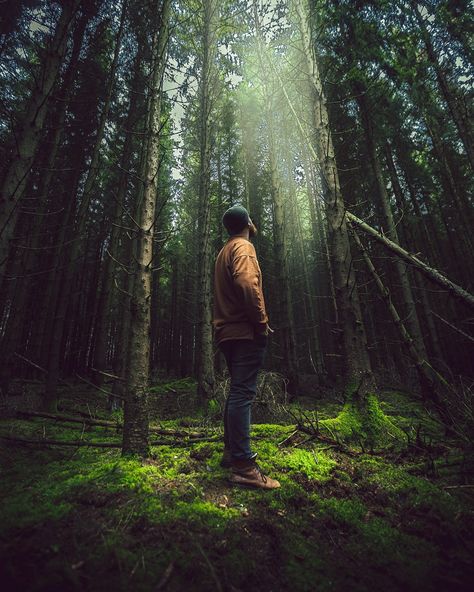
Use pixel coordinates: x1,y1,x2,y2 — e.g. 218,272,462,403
222,204,250,235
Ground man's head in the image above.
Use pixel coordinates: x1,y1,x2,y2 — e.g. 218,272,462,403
222,204,257,238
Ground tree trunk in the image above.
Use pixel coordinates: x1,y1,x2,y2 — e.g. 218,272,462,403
122,0,171,456
384,143,445,364
93,42,144,386
425,120,474,256
253,1,299,394
295,0,375,395
195,0,217,402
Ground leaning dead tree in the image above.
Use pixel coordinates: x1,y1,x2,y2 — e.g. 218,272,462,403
345,212,474,312
349,227,453,423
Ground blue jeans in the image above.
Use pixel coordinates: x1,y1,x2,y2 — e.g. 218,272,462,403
219,336,267,460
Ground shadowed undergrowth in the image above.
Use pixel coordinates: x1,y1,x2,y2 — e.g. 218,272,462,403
0,385,473,592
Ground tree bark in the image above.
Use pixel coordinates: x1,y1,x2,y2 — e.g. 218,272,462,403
195,0,218,401
294,0,375,395
122,0,171,456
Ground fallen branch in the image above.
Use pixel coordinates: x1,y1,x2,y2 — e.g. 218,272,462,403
156,561,175,590
430,310,474,344
75,374,126,401
13,353,49,374
17,409,120,428
350,226,455,418
0,435,122,448
15,409,215,438
277,429,299,447
90,368,126,382
283,407,357,456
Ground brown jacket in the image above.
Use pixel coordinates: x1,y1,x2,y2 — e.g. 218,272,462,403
213,236,269,345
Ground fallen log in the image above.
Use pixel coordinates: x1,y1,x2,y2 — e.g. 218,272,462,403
0,435,121,448
15,409,217,438
0,434,220,448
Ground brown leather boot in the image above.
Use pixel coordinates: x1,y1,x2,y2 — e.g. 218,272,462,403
229,460,280,490
221,450,258,468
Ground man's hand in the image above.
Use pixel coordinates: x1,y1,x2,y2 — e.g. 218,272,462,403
263,324,274,336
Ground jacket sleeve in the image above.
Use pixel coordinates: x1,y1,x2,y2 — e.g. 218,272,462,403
231,241,268,331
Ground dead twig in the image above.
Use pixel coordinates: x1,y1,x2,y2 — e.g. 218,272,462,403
194,541,223,592
90,368,126,382
75,374,127,400
156,561,175,590
283,406,357,456
277,429,299,447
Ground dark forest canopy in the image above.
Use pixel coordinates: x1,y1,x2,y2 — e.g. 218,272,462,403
0,0,473,450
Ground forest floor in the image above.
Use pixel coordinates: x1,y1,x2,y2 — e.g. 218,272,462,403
0,377,473,592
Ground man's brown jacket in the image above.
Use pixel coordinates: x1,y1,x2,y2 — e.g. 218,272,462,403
213,236,268,345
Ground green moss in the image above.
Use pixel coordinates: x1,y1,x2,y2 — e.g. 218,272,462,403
315,495,437,586
206,398,220,416
274,448,336,482
319,497,367,526
251,423,295,439
161,499,239,528
1,392,472,592
358,456,459,521
320,393,407,450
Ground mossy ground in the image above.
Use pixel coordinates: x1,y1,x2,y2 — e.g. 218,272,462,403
0,382,473,591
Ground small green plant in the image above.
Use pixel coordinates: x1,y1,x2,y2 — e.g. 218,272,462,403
206,398,220,417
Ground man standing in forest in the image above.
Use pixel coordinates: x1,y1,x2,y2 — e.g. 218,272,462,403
213,204,280,490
